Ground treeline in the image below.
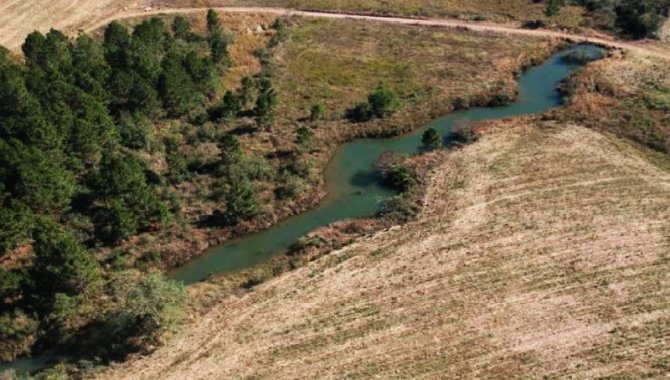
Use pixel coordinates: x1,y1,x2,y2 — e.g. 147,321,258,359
0,11,238,363
558,0,670,38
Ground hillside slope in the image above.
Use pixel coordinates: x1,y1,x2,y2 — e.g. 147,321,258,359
98,121,670,379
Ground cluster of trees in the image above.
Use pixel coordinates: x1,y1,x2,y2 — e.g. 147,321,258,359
346,85,400,123
0,11,234,362
545,0,670,38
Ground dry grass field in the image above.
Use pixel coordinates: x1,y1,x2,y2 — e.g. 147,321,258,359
158,0,586,26
97,118,670,379
0,0,137,51
561,54,670,154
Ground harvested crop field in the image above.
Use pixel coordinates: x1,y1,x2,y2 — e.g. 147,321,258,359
98,120,670,379
0,0,137,51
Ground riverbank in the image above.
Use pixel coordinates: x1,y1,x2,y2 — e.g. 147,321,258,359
96,115,670,379
94,12,561,273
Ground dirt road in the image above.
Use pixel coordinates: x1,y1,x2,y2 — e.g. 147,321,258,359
84,7,670,60
2,4,667,60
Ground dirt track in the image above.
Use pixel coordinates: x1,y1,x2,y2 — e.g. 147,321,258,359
86,7,670,60
1,4,668,60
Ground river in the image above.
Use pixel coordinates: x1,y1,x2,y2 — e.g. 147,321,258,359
171,44,604,285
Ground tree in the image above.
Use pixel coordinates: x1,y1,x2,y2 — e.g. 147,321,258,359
421,128,443,151
0,140,76,214
103,22,131,70
183,51,216,95
206,9,221,36
96,201,138,244
93,153,170,231
0,201,34,252
107,272,185,348
93,153,149,200
254,79,278,126
615,0,670,38
238,76,257,109
223,180,259,224
368,85,400,118
0,268,22,302
209,91,241,120
158,51,200,117
22,31,47,68
545,0,563,18
219,134,241,166
209,32,230,65
29,219,102,309
172,16,192,40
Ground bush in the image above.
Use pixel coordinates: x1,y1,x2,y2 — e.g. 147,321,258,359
296,126,314,148
377,195,418,223
368,85,400,118
347,86,400,122
383,164,416,192
346,101,373,123
0,310,39,361
107,272,185,350
309,103,326,122
451,122,479,145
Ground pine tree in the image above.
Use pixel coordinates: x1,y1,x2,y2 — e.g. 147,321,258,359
422,128,443,151
545,0,563,18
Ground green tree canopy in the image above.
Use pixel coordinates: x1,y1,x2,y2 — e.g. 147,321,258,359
28,219,102,309
422,128,443,151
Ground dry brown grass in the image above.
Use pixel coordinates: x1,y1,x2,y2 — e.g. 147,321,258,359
254,17,558,153
0,0,136,51
158,0,586,27
97,119,670,379
561,54,670,154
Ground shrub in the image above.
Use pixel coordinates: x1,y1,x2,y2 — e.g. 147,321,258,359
107,272,186,350
346,101,373,123
368,85,400,118
0,310,39,361
451,122,479,145
309,103,326,122
383,164,416,192
377,195,418,223
296,126,314,148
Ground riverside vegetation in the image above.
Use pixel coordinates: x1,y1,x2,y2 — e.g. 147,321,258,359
0,9,560,368
2,3,669,378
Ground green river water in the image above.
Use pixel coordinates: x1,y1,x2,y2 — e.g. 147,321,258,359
0,44,604,375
